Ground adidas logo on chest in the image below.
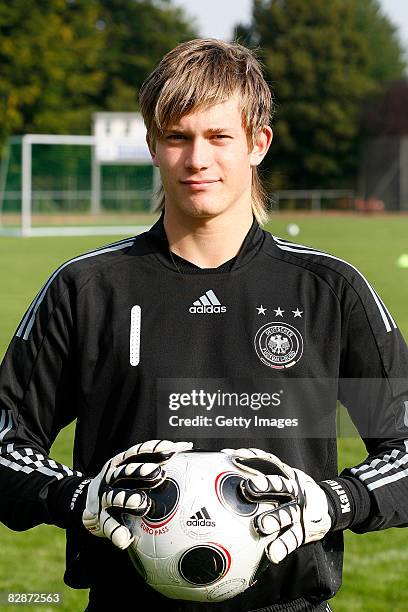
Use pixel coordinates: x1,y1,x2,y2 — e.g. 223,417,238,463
189,290,227,314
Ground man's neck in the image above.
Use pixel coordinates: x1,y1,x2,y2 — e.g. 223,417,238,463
163,207,254,269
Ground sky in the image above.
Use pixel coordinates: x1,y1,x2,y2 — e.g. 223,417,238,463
173,0,408,53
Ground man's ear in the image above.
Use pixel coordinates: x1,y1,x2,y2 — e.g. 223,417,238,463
249,126,273,167
147,135,159,167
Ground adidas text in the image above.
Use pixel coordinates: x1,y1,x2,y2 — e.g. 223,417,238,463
189,305,227,314
190,289,226,314
186,518,216,527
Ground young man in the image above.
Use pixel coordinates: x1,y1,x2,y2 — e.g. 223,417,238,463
1,39,408,612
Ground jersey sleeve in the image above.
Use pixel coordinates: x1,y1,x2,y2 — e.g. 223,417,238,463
321,272,408,532
0,270,88,531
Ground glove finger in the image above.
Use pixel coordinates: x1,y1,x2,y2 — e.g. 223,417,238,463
105,441,170,469
222,448,282,463
102,488,151,515
266,523,303,564
106,462,165,488
242,474,298,502
165,441,194,453
125,439,193,457
222,449,291,479
253,503,296,536
99,508,134,550
82,508,100,534
253,511,281,538
121,440,193,465
232,456,275,476
265,537,288,564
222,447,271,460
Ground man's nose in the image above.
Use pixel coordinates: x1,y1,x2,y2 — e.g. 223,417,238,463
184,138,211,171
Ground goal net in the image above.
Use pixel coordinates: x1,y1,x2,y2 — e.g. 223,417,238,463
0,113,158,236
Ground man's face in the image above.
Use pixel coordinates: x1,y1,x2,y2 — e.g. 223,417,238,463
150,95,271,219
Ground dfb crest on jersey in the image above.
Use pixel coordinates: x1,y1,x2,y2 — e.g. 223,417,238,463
254,322,303,369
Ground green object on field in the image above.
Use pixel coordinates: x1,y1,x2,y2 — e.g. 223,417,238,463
396,253,408,268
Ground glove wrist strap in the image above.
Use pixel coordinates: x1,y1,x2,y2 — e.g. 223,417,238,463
319,476,370,531
47,476,91,529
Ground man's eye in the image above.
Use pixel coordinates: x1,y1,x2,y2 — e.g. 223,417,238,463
212,135,231,140
167,134,185,140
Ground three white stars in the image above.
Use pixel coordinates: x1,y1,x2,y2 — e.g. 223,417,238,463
256,306,303,318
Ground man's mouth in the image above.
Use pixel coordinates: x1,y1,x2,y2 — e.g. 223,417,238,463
181,180,220,189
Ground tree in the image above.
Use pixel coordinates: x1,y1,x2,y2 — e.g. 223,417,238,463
97,0,197,111
0,0,104,144
351,0,406,83
0,0,197,148
236,0,406,189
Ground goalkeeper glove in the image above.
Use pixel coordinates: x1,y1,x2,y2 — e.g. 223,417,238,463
222,447,332,564
82,439,193,549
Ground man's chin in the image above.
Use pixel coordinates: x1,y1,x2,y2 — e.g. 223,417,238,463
177,200,227,219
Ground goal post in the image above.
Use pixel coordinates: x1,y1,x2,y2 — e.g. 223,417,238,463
0,113,159,237
21,134,96,236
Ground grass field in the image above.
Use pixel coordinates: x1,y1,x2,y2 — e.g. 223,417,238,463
1,213,408,611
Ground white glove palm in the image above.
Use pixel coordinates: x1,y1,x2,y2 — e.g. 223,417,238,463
222,448,332,564
83,439,193,550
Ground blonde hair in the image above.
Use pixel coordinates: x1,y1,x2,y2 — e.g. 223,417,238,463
139,39,273,224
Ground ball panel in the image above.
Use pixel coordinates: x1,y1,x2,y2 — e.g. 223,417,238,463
178,544,227,585
217,473,258,516
143,478,180,526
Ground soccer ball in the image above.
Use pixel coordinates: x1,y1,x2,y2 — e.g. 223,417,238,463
286,223,300,237
123,451,272,602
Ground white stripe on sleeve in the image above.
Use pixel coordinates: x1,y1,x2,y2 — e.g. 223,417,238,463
273,237,397,333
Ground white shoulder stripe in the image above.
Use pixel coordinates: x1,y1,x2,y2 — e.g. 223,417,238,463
373,287,396,330
273,236,397,333
16,238,136,341
273,236,321,252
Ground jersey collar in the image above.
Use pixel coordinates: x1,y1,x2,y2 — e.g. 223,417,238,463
145,212,265,274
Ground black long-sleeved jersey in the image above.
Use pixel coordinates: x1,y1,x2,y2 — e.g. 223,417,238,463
1,215,408,612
